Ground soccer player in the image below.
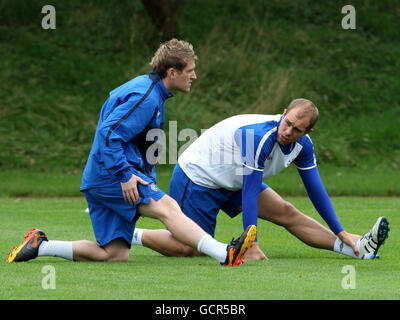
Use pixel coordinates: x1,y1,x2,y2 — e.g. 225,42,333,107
7,39,257,266
131,98,389,260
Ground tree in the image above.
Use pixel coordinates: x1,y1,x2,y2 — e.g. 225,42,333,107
140,0,186,40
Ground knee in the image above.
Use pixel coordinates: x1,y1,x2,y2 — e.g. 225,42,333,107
105,250,130,262
174,243,196,257
277,201,301,227
156,196,183,221
102,239,130,262
283,201,298,215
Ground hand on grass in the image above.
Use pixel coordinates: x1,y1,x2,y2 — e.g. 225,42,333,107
244,242,268,261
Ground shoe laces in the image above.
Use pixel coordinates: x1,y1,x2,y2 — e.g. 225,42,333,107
363,232,372,241
230,237,240,246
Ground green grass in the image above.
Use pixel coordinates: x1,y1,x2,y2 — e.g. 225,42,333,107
1,196,399,300
1,0,399,306
1,163,399,198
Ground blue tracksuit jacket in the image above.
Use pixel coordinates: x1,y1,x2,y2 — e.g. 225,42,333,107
81,71,172,190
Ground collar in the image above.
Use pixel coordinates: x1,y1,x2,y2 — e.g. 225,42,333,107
149,70,173,101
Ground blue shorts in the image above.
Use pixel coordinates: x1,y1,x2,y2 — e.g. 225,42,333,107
84,179,165,247
168,163,268,237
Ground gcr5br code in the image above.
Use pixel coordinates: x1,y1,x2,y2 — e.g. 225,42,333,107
199,305,245,315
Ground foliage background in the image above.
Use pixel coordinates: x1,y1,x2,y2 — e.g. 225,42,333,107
0,0,399,194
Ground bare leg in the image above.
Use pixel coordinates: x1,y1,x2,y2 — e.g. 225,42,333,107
72,238,130,262
138,195,237,264
141,229,201,257
49,195,218,262
138,195,207,249
257,187,337,250
139,188,337,260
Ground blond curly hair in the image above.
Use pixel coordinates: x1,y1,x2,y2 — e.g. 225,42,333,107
150,39,197,78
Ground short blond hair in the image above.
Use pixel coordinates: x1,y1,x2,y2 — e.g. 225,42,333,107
287,98,319,130
150,39,197,78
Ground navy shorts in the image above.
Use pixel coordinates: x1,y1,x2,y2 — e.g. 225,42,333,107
168,163,268,237
84,179,165,247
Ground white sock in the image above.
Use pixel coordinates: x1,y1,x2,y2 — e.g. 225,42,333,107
38,240,73,261
334,238,361,259
197,234,227,263
132,228,145,246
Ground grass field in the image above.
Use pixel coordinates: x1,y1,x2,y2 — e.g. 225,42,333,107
1,196,399,300
1,162,399,197
1,1,399,307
